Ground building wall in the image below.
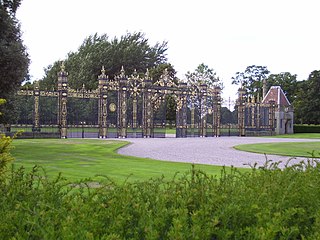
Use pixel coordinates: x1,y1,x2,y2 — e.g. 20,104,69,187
275,109,294,135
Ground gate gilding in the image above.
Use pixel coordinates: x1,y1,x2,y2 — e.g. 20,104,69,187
11,63,278,138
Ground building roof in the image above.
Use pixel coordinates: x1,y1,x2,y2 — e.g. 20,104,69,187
261,86,291,106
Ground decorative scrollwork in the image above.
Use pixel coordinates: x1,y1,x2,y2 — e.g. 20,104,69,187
154,68,177,87
128,69,143,97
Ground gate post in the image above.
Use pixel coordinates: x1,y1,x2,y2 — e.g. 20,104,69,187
269,100,276,136
57,62,68,138
251,96,256,128
237,87,246,136
143,70,153,138
33,81,40,132
176,82,188,137
129,69,141,131
256,102,260,130
200,84,208,137
117,66,128,138
190,94,195,136
214,86,222,137
98,66,108,138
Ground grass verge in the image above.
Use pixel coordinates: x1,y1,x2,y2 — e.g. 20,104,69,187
12,139,228,183
267,133,320,139
235,141,320,158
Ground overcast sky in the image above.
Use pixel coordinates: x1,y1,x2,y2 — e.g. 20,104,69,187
16,0,320,103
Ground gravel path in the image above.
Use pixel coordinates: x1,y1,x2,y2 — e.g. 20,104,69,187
118,136,320,168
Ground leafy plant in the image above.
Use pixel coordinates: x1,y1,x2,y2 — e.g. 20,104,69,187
2,160,320,239
0,134,14,176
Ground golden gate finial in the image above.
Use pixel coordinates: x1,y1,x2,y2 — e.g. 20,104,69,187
61,61,65,72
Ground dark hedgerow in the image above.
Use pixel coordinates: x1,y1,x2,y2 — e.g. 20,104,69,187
2,159,320,239
294,124,320,133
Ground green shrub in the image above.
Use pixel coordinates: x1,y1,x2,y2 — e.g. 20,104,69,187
2,160,320,239
0,134,14,176
294,124,320,133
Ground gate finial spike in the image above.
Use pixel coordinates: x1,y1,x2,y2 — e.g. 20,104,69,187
61,61,65,72
34,80,39,90
120,66,125,78
133,69,137,77
99,65,107,79
145,68,150,79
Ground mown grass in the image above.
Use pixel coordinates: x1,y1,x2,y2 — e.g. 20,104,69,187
11,139,226,183
235,141,320,158
268,133,320,139
165,128,176,134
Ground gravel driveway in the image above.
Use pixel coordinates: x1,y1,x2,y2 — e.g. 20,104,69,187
118,136,320,168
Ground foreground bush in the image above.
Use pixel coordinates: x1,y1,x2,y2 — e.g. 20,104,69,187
2,159,320,239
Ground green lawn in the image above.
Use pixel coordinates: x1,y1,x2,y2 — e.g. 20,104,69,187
268,133,320,139
165,128,176,134
10,127,176,134
235,141,320,158
11,139,228,183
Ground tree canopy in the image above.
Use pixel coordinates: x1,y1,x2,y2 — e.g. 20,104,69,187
185,63,221,88
293,71,320,124
41,32,168,90
0,0,29,124
0,0,29,97
232,65,270,98
266,72,298,103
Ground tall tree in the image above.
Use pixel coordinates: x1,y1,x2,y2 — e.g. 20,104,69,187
0,0,29,124
232,65,270,98
266,72,298,103
185,63,221,88
294,71,320,124
41,32,168,90
293,80,308,124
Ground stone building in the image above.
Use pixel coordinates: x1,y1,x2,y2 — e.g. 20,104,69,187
261,86,294,134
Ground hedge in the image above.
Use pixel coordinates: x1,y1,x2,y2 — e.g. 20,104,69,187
2,162,320,239
294,124,320,133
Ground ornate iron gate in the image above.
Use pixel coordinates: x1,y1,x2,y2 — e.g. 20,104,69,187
7,63,277,138
237,87,276,136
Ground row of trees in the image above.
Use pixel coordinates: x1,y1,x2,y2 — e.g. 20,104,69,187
39,32,171,90
26,32,318,125
37,33,222,91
